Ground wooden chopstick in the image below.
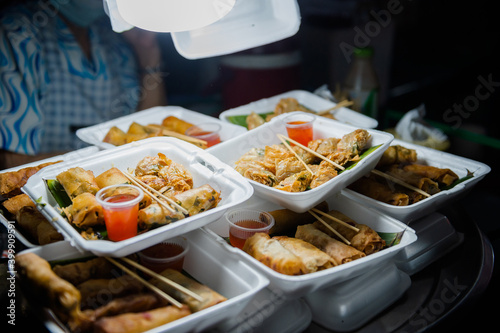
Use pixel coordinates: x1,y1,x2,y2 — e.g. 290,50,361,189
308,210,351,245
277,134,345,170
317,100,354,116
105,257,183,308
371,169,431,197
120,257,203,302
277,134,314,174
310,208,360,232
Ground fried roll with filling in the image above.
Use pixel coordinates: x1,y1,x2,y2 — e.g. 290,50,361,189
274,170,312,192
93,305,191,333
95,167,129,189
173,184,221,216
149,268,227,312
403,164,459,186
385,165,441,195
78,275,145,310
1,193,35,217
16,206,63,245
243,233,308,275
312,210,386,255
268,201,329,235
348,175,410,206
295,224,365,264
138,202,185,230
15,253,85,325
64,192,105,229
53,257,115,286
161,115,194,134
274,236,338,271
56,167,100,199
376,145,417,167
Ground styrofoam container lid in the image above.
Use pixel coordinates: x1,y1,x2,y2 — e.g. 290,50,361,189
21,137,254,257
219,90,379,129
208,111,393,213
17,228,269,333
171,0,301,59
203,192,417,298
342,139,491,223
75,106,247,150
0,146,100,248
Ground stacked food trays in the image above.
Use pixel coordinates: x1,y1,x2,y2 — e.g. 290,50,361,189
1,90,491,332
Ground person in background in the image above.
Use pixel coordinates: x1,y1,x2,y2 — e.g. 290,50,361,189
0,0,167,169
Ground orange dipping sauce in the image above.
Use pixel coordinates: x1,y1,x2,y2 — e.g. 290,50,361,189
102,194,140,241
185,124,222,147
285,120,314,146
229,220,270,249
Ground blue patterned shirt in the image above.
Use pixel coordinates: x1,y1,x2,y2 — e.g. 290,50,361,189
0,3,140,154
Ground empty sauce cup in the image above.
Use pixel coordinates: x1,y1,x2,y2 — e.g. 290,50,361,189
185,123,222,147
226,209,275,249
95,184,144,241
284,113,315,146
138,236,189,273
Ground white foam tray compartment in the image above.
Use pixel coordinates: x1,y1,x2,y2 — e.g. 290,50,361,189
342,138,491,223
219,90,379,129
208,111,393,213
0,146,100,248
76,106,247,150
21,137,254,257
304,262,411,332
171,0,301,59
17,228,269,333
203,192,417,299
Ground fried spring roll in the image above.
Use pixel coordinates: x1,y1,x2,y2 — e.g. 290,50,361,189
348,175,410,206
95,167,129,188
56,167,100,199
385,165,441,195
15,253,85,324
376,145,417,167
161,115,195,134
149,268,227,312
312,210,386,255
174,184,221,216
64,192,105,229
295,224,365,264
274,236,337,271
1,193,35,217
16,206,63,245
403,164,459,186
93,305,191,333
53,257,115,286
243,233,308,276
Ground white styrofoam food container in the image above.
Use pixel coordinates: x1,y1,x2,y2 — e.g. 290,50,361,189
342,139,491,223
21,137,254,257
0,146,100,248
171,0,301,59
219,90,379,129
209,111,393,213
16,228,269,333
203,192,417,298
76,106,247,150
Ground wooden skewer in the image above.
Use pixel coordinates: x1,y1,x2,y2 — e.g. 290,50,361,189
317,100,354,116
310,208,360,232
122,170,189,215
370,169,431,197
105,257,183,308
277,134,314,174
120,171,176,214
277,134,345,170
146,124,208,149
120,257,203,302
308,210,351,245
